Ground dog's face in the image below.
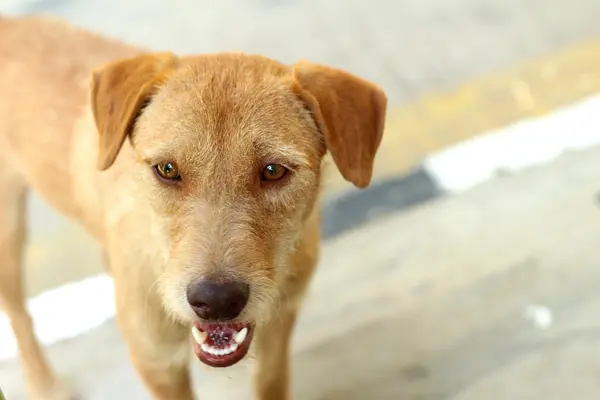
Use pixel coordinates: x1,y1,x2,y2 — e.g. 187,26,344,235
90,52,387,368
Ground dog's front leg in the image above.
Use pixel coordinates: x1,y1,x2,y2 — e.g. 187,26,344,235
252,220,319,400
112,276,194,400
252,303,299,400
128,345,194,400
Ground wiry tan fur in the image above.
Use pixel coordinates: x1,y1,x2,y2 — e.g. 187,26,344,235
0,15,387,400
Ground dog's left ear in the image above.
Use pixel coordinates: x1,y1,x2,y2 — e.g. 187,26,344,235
90,52,177,171
292,61,387,188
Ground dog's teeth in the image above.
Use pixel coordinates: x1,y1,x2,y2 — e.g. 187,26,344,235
199,342,239,357
191,326,208,344
234,327,248,345
221,344,238,355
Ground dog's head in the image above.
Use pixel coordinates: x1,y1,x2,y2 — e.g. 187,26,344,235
90,52,387,367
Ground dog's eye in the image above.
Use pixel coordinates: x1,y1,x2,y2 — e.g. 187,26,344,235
154,162,181,182
261,164,288,182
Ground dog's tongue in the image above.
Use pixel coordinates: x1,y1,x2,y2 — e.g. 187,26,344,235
204,325,238,347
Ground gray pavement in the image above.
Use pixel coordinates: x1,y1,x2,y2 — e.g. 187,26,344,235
3,141,600,399
3,0,600,398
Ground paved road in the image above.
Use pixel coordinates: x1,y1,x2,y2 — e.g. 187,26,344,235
3,140,600,399
3,1,600,397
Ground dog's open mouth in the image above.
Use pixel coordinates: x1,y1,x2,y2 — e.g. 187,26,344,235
191,322,254,368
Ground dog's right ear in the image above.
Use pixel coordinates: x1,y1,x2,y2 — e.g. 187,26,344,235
292,61,387,188
90,52,177,170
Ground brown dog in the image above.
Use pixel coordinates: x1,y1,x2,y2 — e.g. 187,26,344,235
0,15,387,400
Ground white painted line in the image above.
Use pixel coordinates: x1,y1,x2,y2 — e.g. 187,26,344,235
0,274,114,361
423,94,600,193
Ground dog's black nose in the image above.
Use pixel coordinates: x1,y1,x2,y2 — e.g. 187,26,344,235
186,279,250,321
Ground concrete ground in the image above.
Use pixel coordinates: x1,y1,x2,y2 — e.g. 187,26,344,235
3,0,600,398
4,135,600,399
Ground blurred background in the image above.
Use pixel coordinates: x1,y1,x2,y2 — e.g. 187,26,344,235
2,0,600,398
